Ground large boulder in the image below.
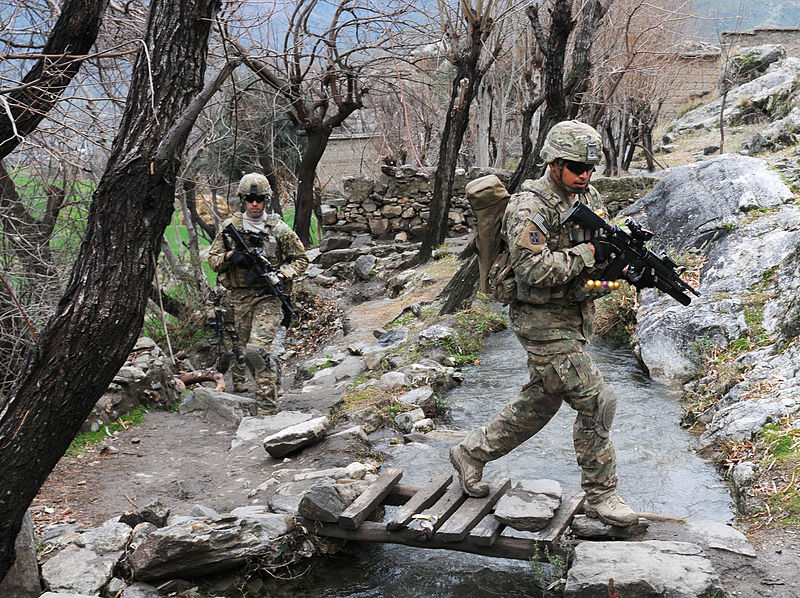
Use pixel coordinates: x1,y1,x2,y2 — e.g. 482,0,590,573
624,155,798,385
719,44,786,90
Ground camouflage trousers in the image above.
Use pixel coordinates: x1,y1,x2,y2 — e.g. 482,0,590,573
460,338,619,502
228,289,284,413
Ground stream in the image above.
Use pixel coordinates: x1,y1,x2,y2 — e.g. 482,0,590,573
275,328,735,597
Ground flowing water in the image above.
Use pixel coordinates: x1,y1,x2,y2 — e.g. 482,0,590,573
270,328,734,597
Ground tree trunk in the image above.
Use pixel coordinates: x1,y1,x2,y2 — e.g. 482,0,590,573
417,54,485,264
0,0,219,580
294,126,331,246
438,255,480,315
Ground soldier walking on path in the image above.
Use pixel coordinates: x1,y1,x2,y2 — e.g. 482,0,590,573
208,173,308,414
450,121,639,527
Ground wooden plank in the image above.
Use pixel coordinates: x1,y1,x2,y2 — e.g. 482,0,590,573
536,489,585,543
406,484,466,541
436,478,511,542
469,513,504,547
385,475,453,530
338,468,403,529
297,519,565,562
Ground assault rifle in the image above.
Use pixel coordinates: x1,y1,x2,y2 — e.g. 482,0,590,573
223,224,297,327
560,201,700,306
207,289,244,374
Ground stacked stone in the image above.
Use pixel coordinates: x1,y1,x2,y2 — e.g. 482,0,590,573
322,165,512,242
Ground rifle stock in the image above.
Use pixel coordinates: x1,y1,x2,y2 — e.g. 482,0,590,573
560,201,700,305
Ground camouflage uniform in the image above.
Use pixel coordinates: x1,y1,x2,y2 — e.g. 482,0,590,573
208,212,308,413
458,172,619,502
454,121,632,522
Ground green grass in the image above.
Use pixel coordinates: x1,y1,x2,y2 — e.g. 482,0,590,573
66,406,150,456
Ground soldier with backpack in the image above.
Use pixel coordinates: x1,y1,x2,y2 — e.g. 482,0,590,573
451,120,639,527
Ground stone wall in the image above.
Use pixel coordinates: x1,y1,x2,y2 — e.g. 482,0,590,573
320,166,652,243
321,165,513,242
662,52,723,118
722,27,800,57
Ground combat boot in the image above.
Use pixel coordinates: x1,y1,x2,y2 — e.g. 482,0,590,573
449,445,489,498
585,493,639,527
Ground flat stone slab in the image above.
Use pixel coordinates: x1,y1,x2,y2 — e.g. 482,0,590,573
493,479,562,531
565,540,723,598
686,520,757,557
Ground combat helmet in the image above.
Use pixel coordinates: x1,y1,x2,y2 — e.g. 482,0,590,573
237,172,271,198
539,120,602,165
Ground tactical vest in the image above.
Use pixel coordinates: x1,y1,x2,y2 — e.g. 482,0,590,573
218,214,282,289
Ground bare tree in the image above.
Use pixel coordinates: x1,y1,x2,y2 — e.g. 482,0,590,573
0,0,223,578
225,0,406,246
414,0,506,265
510,0,609,191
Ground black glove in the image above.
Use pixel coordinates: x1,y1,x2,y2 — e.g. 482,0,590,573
228,251,252,268
592,239,613,262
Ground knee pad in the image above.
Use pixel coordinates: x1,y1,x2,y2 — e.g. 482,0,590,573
577,384,617,438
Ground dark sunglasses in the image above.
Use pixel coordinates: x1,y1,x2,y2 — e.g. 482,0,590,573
563,160,595,175
243,195,266,204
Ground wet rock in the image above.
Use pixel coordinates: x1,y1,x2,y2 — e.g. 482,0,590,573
397,360,462,393
394,408,425,433
493,479,562,531
411,418,435,433
569,514,649,539
263,416,329,458
564,540,723,597
397,386,437,414
298,479,370,522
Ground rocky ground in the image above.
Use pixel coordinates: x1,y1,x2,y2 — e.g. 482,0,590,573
27,246,800,597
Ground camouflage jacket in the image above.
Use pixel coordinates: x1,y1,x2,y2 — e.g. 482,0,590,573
208,213,308,291
502,172,607,345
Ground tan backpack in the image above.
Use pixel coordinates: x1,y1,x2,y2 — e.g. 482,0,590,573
465,175,517,304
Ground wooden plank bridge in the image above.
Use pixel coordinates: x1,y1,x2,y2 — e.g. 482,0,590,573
298,468,585,561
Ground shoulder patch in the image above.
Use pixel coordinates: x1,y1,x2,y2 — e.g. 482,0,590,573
518,217,547,254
